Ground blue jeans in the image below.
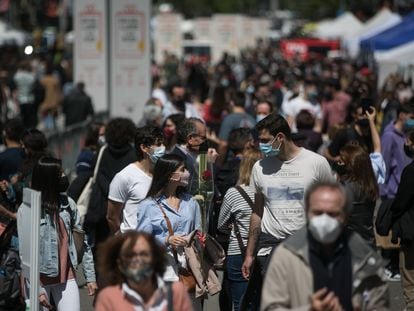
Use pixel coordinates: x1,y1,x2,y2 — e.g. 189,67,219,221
227,254,248,311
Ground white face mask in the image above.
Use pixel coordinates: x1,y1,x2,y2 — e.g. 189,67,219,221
171,169,190,186
308,213,342,244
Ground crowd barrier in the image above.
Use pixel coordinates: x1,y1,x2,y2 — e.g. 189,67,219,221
47,112,108,176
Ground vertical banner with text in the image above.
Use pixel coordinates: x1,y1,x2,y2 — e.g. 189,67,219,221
74,0,108,112
110,0,151,121
154,13,183,64
211,14,243,63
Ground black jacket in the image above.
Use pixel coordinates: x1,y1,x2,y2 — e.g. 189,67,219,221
391,161,414,244
85,144,136,225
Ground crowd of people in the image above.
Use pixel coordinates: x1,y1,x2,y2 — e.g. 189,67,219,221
0,38,414,311
0,55,94,133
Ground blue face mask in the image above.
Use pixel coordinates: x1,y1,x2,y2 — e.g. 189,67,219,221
259,137,281,157
404,119,414,131
149,145,165,164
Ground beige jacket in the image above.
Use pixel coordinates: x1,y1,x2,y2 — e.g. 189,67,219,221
183,231,222,298
261,227,389,311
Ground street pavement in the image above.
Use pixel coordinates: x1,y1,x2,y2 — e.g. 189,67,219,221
78,270,406,310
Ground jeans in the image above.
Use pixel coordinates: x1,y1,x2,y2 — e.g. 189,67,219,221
227,255,248,311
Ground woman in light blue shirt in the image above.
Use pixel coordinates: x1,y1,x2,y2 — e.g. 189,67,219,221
137,154,201,283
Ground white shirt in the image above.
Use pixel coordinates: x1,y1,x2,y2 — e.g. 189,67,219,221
250,148,334,255
108,163,152,233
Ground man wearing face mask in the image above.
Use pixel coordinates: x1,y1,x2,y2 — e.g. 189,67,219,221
107,126,164,234
171,118,218,195
162,83,201,120
242,113,333,284
217,91,256,167
262,181,389,311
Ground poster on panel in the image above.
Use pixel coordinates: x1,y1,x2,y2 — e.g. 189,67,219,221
154,13,183,64
110,0,151,121
74,0,108,112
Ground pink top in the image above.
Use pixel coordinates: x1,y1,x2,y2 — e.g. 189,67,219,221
95,281,193,311
41,216,75,285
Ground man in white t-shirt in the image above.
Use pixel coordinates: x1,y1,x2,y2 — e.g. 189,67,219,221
242,113,333,280
282,80,323,132
107,126,164,234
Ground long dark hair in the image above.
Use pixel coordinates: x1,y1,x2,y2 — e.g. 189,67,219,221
339,144,379,201
146,154,185,198
31,157,62,214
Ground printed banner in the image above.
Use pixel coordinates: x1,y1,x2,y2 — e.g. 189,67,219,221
110,0,151,121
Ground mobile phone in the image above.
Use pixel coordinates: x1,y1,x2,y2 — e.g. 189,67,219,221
361,98,373,114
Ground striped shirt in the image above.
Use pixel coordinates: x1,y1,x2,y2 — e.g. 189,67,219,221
217,185,255,256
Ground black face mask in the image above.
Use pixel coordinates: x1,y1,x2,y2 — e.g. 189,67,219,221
356,118,370,128
333,162,348,176
59,175,70,193
173,99,186,112
404,144,414,158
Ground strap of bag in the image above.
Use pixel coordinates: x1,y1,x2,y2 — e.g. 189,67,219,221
92,145,107,184
167,281,173,311
235,185,254,209
233,186,254,258
155,199,180,265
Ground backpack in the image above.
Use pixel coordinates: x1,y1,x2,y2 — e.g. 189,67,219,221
0,222,25,310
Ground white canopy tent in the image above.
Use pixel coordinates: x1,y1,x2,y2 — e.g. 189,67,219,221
375,41,414,88
345,8,401,58
0,20,26,45
314,12,363,40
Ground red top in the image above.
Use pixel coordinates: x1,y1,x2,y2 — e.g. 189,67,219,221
95,281,192,311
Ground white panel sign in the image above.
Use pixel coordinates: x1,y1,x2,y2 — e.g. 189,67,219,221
154,13,183,63
110,0,151,121
211,14,243,63
74,0,108,112
252,18,270,41
242,16,255,49
17,188,41,311
193,17,211,41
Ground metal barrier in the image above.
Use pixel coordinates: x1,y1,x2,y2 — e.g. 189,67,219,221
47,112,108,175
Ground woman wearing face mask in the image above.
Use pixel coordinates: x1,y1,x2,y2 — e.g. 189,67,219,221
29,157,97,311
136,154,201,306
333,143,379,245
95,231,192,311
390,130,414,310
162,114,185,153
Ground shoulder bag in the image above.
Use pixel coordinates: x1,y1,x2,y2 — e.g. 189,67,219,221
64,195,86,263
76,145,106,225
155,200,197,292
233,185,254,258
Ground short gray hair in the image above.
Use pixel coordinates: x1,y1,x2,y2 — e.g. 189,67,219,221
304,181,353,214
176,117,204,144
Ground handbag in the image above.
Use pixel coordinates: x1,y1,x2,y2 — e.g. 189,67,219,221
76,145,106,225
65,195,86,262
156,200,197,292
72,227,85,261
203,232,226,269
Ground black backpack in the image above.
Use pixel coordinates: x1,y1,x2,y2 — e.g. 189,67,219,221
0,221,25,310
